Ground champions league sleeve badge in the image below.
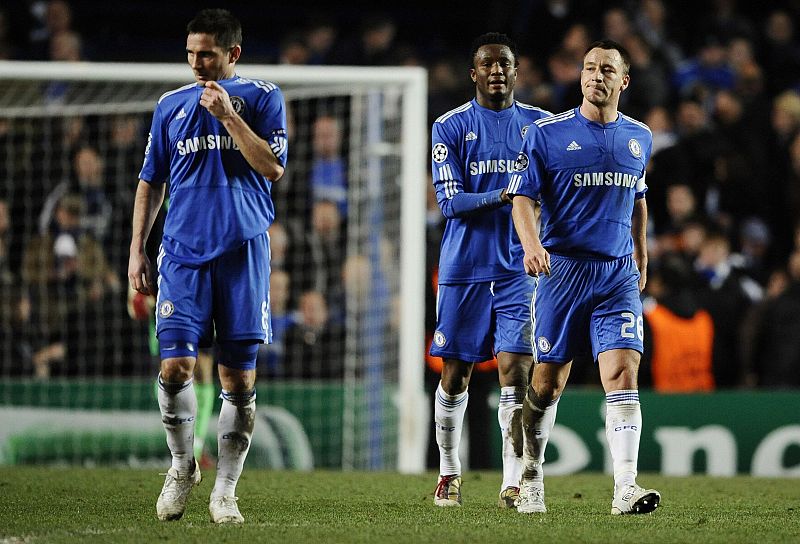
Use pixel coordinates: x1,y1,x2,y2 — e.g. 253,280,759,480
514,152,529,172
432,143,448,163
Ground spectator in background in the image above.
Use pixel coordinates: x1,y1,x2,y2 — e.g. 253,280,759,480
560,23,591,64
705,0,755,45
727,36,757,76
674,99,725,208
695,229,762,387
644,105,679,155
257,269,294,378
267,221,290,272
708,90,768,226
760,10,800,97
750,250,800,387
768,91,800,253
283,289,344,379
633,0,684,69
28,0,73,60
427,59,469,129
620,34,670,119
546,48,582,112
673,36,736,101
49,28,80,61
513,54,551,108
287,199,345,320
654,183,702,255
786,134,800,244
22,194,120,377
305,18,338,65
277,32,309,65
309,115,347,215
736,217,773,285
641,254,714,392
603,7,633,45
39,145,113,244
333,15,399,65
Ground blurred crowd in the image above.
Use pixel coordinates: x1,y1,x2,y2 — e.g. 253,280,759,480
1,0,800,389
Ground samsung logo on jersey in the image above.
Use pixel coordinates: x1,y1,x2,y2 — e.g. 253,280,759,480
573,172,638,188
469,159,517,175
176,135,239,156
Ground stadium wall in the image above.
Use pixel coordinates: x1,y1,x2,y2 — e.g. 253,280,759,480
1,381,798,476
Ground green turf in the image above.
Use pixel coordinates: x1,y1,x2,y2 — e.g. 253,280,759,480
1,468,798,543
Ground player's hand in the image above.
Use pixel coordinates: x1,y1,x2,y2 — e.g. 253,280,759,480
634,250,648,292
636,262,647,292
128,249,155,296
523,243,550,277
199,80,235,121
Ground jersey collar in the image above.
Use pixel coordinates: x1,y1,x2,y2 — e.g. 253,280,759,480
574,107,623,128
471,98,516,119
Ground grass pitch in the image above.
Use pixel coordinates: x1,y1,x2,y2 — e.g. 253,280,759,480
1,468,798,543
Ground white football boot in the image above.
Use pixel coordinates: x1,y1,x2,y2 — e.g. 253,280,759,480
515,480,547,514
611,484,661,515
209,496,244,524
156,462,201,521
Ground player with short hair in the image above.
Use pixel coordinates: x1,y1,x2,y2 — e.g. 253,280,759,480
430,32,550,508
508,39,660,515
128,8,287,524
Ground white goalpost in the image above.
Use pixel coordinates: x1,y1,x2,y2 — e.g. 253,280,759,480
0,61,428,473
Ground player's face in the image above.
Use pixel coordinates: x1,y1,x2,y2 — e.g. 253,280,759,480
580,47,630,108
186,33,237,83
471,44,517,106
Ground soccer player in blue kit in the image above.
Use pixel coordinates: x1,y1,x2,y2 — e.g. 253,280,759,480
430,33,550,508
507,40,660,515
128,9,287,524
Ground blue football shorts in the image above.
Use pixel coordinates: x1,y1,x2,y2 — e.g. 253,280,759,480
532,253,643,363
430,274,534,363
155,232,272,346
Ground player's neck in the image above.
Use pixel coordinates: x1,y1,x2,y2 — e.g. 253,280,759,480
579,101,619,125
476,94,514,111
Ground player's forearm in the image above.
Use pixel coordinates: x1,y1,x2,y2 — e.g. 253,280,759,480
129,180,165,253
439,188,509,218
221,115,284,181
511,195,543,252
631,198,648,262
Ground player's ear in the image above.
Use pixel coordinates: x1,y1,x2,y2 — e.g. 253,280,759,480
469,68,477,84
229,45,242,64
619,73,630,93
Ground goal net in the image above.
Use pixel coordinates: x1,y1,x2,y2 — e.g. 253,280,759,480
0,61,427,473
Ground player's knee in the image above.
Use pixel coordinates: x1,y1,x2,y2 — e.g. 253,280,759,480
497,354,532,387
160,359,194,383
217,340,260,372
440,359,471,394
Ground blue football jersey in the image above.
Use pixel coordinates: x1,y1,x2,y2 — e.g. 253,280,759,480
507,108,651,259
140,75,288,265
432,99,550,283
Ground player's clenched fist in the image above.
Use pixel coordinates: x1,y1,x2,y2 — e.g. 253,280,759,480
522,244,550,277
200,80,234,120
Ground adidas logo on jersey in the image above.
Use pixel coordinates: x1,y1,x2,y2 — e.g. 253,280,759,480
465,131,477,141
566,140,581,151
176,108,187,120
